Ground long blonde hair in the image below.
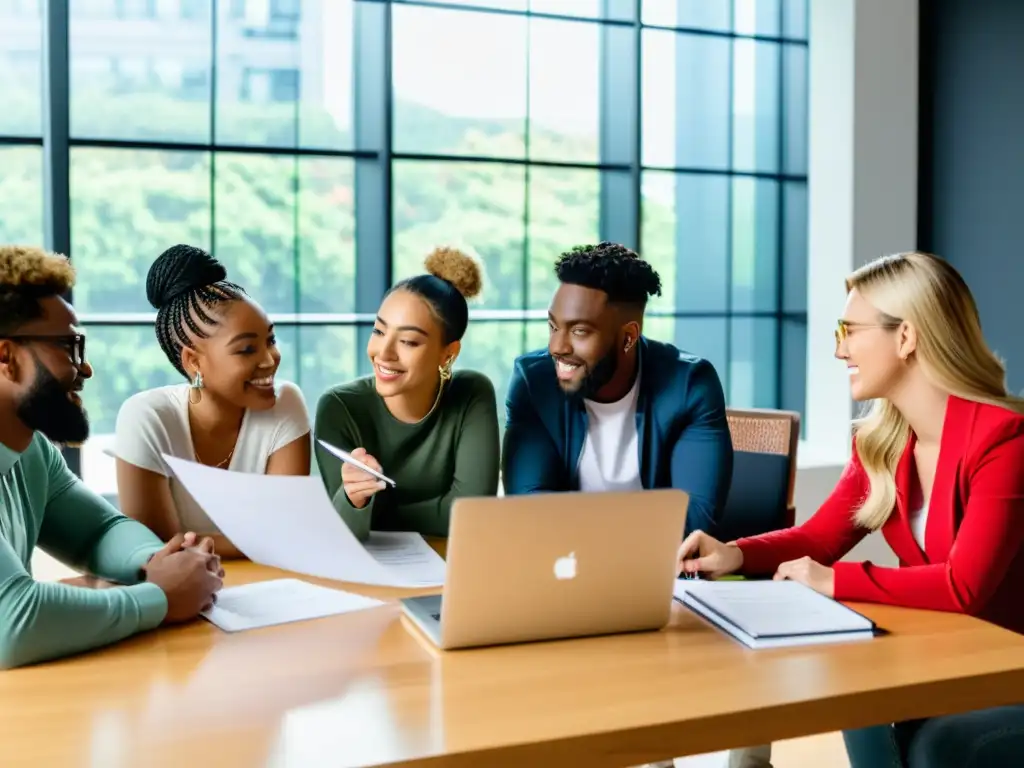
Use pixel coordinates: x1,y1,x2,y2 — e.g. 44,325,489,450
849,252,1024,529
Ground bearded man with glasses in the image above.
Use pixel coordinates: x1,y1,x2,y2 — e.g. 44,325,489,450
0,245,223,669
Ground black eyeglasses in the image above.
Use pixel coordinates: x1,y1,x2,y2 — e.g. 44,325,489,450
0,334,87,366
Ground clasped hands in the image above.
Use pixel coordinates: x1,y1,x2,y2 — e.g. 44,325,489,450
65,531,225,624
676,530,835,597
142,531,225,623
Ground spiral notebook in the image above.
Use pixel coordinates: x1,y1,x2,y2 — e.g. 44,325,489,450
674,579,878,649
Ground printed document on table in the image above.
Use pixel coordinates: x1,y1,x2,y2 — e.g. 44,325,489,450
163,455,447,588
363,532,446,587
201,578,385,632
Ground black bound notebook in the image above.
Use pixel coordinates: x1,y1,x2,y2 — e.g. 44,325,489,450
674,579,878,649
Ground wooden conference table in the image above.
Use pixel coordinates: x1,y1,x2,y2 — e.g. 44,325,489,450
5,539,1024,768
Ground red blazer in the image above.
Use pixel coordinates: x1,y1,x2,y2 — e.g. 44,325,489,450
735,396,1024,635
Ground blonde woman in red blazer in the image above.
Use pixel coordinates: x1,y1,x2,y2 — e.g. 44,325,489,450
679,252,1024,768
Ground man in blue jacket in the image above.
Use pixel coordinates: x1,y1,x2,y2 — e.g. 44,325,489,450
501,242,734,536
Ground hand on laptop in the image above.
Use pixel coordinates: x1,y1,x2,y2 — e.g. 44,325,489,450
342,447,387,509
677,530,744,579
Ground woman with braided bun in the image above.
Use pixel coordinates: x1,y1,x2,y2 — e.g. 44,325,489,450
314,247,500,541
114,244,311,558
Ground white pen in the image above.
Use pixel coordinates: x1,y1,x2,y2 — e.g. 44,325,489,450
316,439,397,487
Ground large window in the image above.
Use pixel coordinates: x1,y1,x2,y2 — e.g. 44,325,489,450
640,0,809,415
0,1,44,246
1,0,807,494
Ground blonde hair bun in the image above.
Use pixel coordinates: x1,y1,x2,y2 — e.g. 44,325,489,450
424,246,483,300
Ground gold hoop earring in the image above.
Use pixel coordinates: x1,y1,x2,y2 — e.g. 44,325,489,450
188,371,204,405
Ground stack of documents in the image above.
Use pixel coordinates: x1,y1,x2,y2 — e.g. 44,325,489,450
674,579,877,649
201,578,384,632
163,455,447,588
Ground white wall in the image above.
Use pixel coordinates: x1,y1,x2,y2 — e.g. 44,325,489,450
796,0,919,567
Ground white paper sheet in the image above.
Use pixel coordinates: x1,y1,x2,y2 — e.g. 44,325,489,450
201,578,385,632
363,532,447,587
163,455,446,588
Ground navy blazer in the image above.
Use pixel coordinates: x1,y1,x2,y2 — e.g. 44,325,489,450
501,337,734,535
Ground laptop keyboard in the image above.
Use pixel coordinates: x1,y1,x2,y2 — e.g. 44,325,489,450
430,598,442,622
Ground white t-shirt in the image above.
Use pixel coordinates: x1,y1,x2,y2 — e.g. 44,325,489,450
578,372,643,492
113,380,311,533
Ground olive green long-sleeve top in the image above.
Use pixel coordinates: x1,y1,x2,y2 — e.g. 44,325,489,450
0,433,166,669
313,370,500,541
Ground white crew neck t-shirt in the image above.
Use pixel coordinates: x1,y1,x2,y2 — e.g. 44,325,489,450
577,372,643,493
114,380,311,533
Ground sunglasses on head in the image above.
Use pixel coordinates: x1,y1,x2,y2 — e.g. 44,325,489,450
0,334,87,367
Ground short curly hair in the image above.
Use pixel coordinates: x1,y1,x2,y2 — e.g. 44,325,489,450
554,242,662,309
0,245,76,335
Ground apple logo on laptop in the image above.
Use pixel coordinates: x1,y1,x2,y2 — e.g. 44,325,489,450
554,552,577,580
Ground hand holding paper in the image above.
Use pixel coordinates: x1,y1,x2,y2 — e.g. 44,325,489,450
161,455,445,588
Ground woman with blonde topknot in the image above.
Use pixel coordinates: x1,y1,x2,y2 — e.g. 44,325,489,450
314,247,499,541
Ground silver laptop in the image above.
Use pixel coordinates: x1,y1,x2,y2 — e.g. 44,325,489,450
400,489,688,650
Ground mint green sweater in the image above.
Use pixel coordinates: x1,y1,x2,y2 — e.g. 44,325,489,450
314,370,500,541
0,433,166,669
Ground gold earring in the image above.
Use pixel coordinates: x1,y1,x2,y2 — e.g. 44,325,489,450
188,371,204,405
439,359,453,382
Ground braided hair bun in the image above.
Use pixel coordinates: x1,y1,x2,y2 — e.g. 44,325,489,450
424,246,483,300
146,244,229,310
146,244,245,379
